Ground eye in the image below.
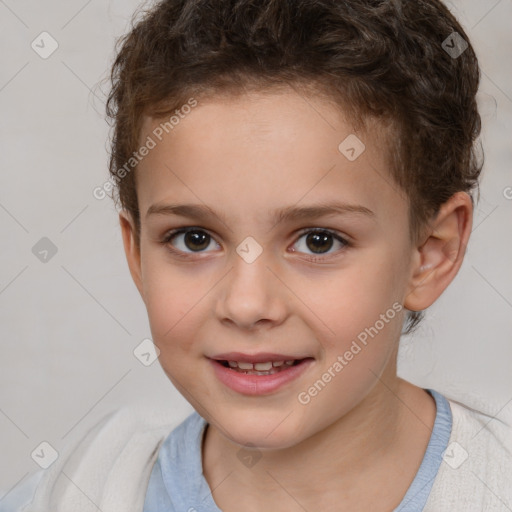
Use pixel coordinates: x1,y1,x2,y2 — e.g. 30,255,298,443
290,228,349,258
161,227,350,260
162,227,220,255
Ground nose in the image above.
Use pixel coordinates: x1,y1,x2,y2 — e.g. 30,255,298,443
215,249,288,331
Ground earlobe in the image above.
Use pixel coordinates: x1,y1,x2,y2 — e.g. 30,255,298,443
404,192,473,312
119,210,145,302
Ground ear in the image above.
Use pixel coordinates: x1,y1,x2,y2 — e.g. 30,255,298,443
404,191,473,312
119,210,145,302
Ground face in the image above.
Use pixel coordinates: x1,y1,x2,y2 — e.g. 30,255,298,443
122,88,416,450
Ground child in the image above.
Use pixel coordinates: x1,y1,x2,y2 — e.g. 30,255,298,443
15,0,512,510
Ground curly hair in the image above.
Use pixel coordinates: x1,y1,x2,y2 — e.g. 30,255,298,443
105,0,483,335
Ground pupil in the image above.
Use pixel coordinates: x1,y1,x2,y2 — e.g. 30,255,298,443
306,232,333,254
185,230,209,251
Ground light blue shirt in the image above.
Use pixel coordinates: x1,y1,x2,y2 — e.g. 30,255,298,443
143,388,453,511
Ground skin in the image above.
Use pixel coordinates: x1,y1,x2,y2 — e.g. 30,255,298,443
120,87,473,511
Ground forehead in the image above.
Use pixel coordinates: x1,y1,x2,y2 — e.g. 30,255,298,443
135,90,406,227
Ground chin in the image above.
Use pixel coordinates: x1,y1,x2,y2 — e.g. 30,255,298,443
213,408,307,450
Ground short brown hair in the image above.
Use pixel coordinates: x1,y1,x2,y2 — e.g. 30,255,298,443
105,0,483,334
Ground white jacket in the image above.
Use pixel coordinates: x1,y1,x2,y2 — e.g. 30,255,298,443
19,405,182,512
13,398,512,511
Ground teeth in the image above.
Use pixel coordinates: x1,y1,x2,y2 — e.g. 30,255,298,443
223,359,299,371
254,362,272,371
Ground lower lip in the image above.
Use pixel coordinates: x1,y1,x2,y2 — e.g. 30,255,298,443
210,358,314,396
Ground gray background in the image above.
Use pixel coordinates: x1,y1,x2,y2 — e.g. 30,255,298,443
1,0,511,496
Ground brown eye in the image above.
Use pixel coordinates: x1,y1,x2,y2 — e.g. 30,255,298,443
292,229,349,257
304,231,334,254
164,228,218,253
182,230,210,251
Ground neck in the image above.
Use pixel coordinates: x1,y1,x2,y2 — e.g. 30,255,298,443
202,369,436,511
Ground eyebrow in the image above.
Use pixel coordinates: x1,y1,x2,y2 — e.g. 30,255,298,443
146,201,375,225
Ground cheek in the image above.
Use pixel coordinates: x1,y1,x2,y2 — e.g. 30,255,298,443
296,256,405,350
141,254,204,347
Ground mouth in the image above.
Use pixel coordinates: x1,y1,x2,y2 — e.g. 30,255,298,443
209,354,315,395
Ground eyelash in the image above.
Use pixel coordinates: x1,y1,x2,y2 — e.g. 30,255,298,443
160,226,351,262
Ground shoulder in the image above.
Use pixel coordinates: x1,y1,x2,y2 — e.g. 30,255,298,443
20,403,189,512
448,397,512,464
425,395,512,511
0,471,45,512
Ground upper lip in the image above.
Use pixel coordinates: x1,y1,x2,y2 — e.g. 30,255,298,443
210,352,312,363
